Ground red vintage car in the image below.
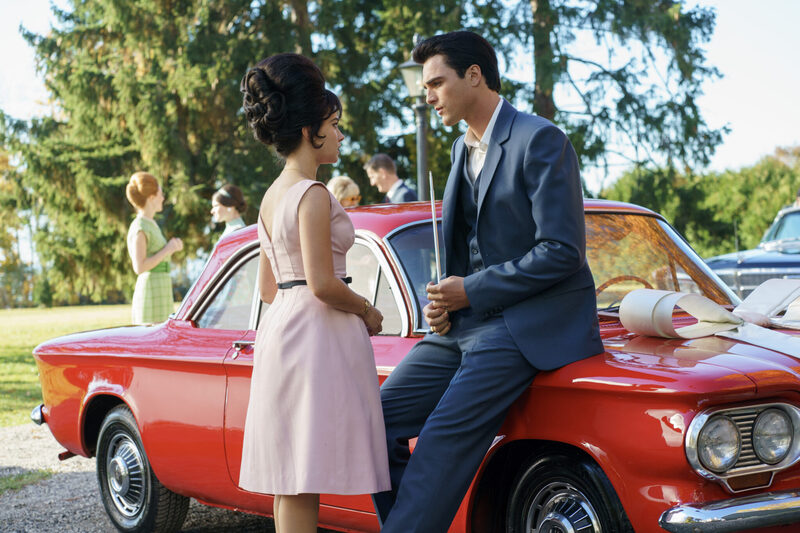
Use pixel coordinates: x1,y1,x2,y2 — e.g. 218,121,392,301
32,200,800,533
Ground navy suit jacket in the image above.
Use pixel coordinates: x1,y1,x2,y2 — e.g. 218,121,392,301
384,181,417,203
443,100,603,370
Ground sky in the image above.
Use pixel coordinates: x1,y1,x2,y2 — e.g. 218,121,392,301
1,0,800,195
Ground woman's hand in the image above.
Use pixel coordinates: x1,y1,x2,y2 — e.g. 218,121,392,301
362,304,383,336
166,237,183,255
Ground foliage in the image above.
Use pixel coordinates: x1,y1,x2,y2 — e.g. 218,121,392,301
518,0,725,181
1,0,725,302
0,304,130,427
601,147,800,257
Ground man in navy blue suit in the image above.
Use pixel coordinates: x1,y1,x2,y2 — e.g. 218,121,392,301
364,153,418,203
372,31,604,532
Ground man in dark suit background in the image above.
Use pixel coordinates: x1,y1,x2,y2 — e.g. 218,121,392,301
372,31,604,532
364,153,418,203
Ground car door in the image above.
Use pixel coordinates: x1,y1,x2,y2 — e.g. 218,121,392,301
223,237,406,525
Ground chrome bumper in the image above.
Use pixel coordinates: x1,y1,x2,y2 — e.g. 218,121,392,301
659,490,800,532
30,403,44,425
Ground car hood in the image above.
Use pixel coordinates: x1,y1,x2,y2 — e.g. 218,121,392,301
706,245,800,268
538,329,800,399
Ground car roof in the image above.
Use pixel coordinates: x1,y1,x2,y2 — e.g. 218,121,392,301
215,198,659,251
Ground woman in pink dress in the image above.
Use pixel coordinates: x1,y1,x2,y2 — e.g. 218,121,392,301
238,53,390,532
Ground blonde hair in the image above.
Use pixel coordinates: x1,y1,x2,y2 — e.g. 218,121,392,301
126,172,160,209
326,175,360,204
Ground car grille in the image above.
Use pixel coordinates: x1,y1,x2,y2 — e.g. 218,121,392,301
730,409,761,470
712,268,800,298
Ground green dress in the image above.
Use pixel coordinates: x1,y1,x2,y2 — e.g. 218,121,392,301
127,216,173,324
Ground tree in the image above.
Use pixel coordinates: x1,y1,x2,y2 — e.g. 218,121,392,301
602,147,800,258
519,0,725,187
2,0,726,303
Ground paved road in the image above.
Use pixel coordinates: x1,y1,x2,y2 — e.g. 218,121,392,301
0,424,339,532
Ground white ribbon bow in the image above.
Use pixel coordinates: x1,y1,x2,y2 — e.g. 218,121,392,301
619,279,800,358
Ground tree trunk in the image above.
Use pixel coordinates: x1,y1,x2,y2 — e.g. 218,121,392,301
530,0,557,120
288,0,313,56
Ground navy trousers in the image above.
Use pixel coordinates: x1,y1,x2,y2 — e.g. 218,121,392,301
373,312,538,533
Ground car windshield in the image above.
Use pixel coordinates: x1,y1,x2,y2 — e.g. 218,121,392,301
388,212,736,330
762,210,800,242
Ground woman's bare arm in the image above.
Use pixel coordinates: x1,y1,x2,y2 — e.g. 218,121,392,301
130,231,182,275
298,185,382,333
259,247,277,303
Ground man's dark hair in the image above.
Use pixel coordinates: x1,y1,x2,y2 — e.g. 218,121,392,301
364,153,397,174
412,31,501,93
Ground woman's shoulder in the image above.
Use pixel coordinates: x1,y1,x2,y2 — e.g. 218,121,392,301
127,216,144,234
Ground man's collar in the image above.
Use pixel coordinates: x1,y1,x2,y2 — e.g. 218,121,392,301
465,96,504,150
386,178,403,198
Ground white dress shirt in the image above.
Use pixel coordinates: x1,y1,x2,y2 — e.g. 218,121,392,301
463,97,504,184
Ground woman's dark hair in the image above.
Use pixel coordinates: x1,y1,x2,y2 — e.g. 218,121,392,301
240,53,341,156
412,31,501,93
212,184,247,212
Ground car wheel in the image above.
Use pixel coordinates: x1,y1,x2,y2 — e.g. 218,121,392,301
506,452,634,533
96,405,189,533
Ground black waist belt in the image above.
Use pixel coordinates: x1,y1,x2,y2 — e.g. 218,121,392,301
277,277,352,289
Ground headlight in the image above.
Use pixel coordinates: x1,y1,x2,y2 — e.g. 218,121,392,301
698,416,741,473
753,408,793,464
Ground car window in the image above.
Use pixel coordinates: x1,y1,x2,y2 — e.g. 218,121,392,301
586,214,734,309
197,255,258,330
388,215,733,326
387,223,444,330
348,243,380,303
764,211,800,242
347,242,402,335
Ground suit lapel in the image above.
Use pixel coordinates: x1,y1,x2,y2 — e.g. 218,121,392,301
442,139,466,276
476,100,515,217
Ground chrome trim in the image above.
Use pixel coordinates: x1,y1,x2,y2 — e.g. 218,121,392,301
174,252,214,318
659,490,800,533
382,220,441,334
354,232,410,336
686,403,800,493
231,339,255,359
30,404,44,425
249,265,262,332
186,243,260,324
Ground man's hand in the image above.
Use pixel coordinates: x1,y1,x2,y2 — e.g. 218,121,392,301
426,276,470,312
423,302,451,335
424,276,470,335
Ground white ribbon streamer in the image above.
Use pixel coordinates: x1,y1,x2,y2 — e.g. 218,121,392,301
619,279,800,358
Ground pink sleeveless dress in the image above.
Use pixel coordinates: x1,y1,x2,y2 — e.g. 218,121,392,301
239,180,390,495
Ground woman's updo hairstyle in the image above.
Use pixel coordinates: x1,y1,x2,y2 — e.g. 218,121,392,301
212,184,247,212
240,53,341,157
126,171,160,210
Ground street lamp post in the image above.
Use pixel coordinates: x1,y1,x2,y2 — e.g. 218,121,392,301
399,57,429,201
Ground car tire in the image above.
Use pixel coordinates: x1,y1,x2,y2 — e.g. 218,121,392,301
506,451,634,533
96,405,189,533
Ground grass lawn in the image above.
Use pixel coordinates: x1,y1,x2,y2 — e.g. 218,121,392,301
0,305,132,427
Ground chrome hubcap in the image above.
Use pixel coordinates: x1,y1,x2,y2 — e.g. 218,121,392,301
525,482,601,533
105,433,146,517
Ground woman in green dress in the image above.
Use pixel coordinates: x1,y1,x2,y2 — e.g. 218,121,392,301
125,172,183,324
